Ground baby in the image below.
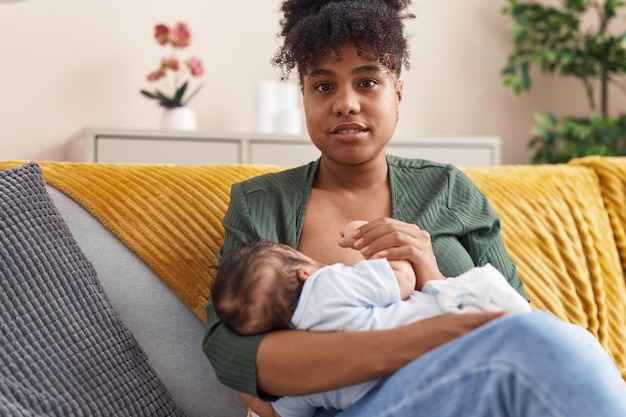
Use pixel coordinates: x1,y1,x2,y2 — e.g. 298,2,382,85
212,221,531,417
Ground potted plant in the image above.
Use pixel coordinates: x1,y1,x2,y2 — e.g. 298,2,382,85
501,0,626,163
141,22,204,131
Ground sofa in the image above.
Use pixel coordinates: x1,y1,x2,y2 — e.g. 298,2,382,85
1,156,625,416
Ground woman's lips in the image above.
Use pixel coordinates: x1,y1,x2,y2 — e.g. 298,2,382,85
335,128,365,134
330,123,368,135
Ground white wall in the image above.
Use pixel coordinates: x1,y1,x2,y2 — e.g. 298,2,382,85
1,0,623,164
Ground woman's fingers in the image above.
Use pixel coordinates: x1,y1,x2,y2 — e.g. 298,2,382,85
355,217,444,283
355,218,423,256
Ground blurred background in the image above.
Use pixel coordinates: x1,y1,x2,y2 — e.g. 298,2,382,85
0,0,624,164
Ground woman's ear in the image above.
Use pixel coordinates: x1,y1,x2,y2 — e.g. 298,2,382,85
396,79,404,104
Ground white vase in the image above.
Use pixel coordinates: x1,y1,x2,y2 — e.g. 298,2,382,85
161,107,198,131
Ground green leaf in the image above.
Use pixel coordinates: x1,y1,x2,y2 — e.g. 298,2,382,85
140,90,161,100
173,82,189,107
182,82,204,106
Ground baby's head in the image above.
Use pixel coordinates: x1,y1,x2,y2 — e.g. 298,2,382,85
339,220,368,249
212,240,322,335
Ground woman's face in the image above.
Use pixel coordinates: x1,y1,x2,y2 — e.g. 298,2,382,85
301,43,403,166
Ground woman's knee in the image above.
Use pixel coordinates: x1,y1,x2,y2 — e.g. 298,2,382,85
498,311,591,347
490,311,618,379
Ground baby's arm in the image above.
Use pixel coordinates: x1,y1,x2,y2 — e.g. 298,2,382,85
339,220,417,299
388,259,419,298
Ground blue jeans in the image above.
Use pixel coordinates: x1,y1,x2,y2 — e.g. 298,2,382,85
315,311,626,417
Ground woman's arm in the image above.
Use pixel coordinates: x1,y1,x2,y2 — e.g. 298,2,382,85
447,168,528,299
204,266,501,398
256,312,503,395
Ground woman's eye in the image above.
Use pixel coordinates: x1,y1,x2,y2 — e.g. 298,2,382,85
316,83,332,92
360,79,377,88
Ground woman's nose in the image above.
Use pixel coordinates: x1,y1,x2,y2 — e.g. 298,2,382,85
332,88,360,116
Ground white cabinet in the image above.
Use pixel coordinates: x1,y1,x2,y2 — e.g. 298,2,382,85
66,127,501,166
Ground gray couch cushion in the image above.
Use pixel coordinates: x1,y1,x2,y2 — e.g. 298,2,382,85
0,162,186,416
47,185,246,417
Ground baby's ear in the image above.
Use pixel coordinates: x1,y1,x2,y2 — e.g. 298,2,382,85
296,268,311,282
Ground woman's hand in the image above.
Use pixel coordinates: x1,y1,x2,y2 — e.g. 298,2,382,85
351,217,445,286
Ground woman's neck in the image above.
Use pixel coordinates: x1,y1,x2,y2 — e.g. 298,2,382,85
313,153,389,192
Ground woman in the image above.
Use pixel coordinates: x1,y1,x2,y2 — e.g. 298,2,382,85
203,0,626,415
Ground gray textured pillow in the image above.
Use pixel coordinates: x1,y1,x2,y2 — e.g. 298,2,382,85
0,162,186,416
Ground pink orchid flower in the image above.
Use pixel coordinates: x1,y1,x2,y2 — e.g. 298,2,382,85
187,57,204,77
141,22,203,108
169,22,191,48
161,57,180,71
154,24,169,46
146,69,166,82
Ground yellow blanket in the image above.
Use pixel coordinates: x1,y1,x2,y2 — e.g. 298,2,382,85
464,162,626,379
0,161,283,323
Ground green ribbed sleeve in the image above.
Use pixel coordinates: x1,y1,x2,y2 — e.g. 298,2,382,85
203,163,313,399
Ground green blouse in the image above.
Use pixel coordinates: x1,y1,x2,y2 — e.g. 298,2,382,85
202,155,526,399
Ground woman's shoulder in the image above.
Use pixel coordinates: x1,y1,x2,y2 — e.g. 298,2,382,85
386,154,478,192
386,154,456,171
386,154,466,177
233,160,318,193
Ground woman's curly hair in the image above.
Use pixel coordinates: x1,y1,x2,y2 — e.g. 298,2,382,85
272,0,415,80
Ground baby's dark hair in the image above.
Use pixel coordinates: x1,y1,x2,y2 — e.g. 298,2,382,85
272,0,415,80
212,240,307,335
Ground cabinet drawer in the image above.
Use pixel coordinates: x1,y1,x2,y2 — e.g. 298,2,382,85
249,140,321,166
96,138,240,164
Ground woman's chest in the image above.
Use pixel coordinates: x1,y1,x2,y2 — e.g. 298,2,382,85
297,188,391,266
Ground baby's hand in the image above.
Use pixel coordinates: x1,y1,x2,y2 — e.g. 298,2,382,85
338,220,368,249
